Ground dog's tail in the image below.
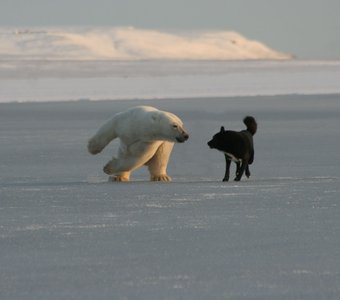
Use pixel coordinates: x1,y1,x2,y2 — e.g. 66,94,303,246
87,117,118,155
243,116,257,135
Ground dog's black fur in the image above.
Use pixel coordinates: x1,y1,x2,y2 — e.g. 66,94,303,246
207,116,257,181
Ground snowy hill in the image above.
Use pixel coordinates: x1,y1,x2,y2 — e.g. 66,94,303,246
0,27,291,60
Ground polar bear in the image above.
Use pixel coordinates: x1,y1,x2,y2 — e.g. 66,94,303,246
87,106,189,181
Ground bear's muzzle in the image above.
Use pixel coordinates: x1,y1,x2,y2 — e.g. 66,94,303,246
176,132,189,143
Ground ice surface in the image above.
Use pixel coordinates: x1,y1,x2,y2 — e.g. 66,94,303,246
0,27,290,61
1,96,340,299
1,60,340,103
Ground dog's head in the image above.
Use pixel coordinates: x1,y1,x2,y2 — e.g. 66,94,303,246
207,126,226,151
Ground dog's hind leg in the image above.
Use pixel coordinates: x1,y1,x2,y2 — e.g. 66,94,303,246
235,160,248,181
223,154,231,181
235,161,241,178
245,165,251,178
235,162,250,178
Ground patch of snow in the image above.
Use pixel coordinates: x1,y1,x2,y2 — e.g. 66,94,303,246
0,27,291,61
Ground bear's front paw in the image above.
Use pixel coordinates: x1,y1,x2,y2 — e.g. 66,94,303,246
150,174,172,182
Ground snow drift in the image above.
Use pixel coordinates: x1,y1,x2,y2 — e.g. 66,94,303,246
0,27,291,61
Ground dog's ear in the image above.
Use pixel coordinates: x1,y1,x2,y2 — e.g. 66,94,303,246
220,126,225,133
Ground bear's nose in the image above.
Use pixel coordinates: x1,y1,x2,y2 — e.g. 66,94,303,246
183,133,189,141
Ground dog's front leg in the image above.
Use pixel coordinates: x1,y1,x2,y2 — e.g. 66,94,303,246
235,161,241,178
235,160,248,181
223,154,231,181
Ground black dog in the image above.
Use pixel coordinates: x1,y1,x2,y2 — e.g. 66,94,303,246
207,116,257,181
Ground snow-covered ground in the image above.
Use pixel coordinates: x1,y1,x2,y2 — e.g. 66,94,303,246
1,90,340,299
0,27,290,61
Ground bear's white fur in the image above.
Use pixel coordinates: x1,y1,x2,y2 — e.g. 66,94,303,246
88,106,189,181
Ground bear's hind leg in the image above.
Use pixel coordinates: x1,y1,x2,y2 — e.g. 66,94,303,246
104,141,163,178
103,157,120,175
146,142,174,181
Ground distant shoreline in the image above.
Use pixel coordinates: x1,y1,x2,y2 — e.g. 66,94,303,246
1,60,339,103
1,93,339,106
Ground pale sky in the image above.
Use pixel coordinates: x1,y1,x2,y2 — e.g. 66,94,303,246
1,0,339,59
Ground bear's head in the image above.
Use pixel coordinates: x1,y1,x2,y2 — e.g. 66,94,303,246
150,111,189,143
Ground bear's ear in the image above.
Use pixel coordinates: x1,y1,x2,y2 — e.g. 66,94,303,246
220,126,225,133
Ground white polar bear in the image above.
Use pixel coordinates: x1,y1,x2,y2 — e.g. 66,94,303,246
87,106,189,181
